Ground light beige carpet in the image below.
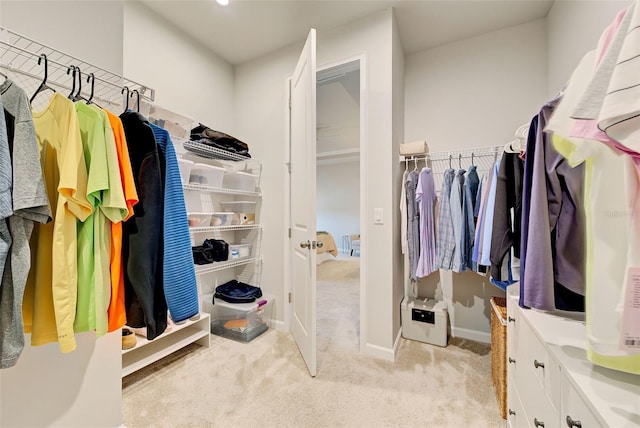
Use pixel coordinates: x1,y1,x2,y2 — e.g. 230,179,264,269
122,332,501,427
122,260,502,427
317,260,360,281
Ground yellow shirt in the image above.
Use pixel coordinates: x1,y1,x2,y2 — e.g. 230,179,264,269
27,93,92,353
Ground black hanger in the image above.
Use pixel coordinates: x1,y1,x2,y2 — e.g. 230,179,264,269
458,154,462,169
30,54,56,104
72,67,88,102
122,86,130,113
448,154,452,169
130,89,140,112
86,73,95,104
0,70,7,80
471,153,475,166
67,66,77,99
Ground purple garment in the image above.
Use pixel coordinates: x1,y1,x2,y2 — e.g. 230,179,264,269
406,170,420,282
520,99,586,311
415,168,437,278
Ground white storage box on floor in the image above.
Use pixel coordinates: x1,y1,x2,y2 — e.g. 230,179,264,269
401,297,448,347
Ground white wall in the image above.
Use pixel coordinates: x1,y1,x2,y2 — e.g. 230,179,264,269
1,0,124,73
317,161,360,250
404,19,548,342
0,3,123,427
235,8,400,359
123,1,234,131
546,0,629,98
391,12,405,348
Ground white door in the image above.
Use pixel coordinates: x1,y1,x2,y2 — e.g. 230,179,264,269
289,29,317,377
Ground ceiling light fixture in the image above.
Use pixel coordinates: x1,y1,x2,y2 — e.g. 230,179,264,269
217,0,229,5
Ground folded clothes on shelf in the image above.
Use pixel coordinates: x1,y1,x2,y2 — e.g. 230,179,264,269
190,123,251,158
192,239,229,264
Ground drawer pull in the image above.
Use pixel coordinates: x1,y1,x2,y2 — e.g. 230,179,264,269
533,359,545,369
508,316,516,323
566,415,582,428
508,357,516,364
534,418,545,428
508,409,516,416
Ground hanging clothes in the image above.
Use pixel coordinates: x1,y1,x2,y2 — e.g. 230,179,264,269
26,91,91,354
105,109,139,333
436,169,455,270
150,123,199,322
120,110,167,340
74,102,128,337
400,169,408,255
520,97,586,312
490,151,524,281
405,170,420,282
450,169,466,272
462,165,479,271
476,160,500,268
415,167,437,278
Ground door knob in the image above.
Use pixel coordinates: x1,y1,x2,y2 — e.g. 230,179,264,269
566,415,582,428
534,360,545,369
316,241,324,248
300,240,311,249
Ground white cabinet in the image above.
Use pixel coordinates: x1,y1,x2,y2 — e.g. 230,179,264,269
507,294,640,428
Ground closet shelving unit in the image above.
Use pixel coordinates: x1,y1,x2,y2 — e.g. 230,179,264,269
177,136,264,332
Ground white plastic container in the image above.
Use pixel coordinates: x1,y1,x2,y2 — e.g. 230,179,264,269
210,212,234,226
222,171,258,192
220,201,256,214
229,243,252,259
401,297,448,347
187,212,211,227
177,158,194,184
189,163,225,187
202,293,273,342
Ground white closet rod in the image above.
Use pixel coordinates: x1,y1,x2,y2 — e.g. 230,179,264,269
399,145,504,163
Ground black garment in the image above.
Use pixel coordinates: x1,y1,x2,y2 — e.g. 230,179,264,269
490,151,524,280
120,111,167,340
190,123,251,157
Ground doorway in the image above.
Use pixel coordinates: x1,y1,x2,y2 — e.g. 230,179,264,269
315,60,361,358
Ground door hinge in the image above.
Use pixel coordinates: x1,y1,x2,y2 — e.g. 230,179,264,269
288,292,292,303
288,97,292,110
286,162,291,173
288,228,292,238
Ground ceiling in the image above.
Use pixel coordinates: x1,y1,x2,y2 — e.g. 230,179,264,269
140,0,555,66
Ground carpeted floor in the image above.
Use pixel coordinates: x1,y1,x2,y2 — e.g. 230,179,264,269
122,259,503,427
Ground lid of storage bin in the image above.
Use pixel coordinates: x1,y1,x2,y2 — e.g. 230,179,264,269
213,294,272,311
193,163,225,171
403,297,447,313
211,212,234,215
225,171,257,177
220,201,256,205
187,212,212,215
178,158,194,165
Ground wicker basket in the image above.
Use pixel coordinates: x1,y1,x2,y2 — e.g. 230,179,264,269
490,296,507,420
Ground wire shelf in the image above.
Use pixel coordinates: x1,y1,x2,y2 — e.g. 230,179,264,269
0,27,154,110
183,139,251,162
182,183,261,198
194,257,261,276
189,224,260,234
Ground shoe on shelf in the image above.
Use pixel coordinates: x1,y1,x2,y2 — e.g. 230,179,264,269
122,328,136,350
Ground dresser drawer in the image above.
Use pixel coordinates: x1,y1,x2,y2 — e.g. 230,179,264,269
517,318,559,408
508,373,528,428
561,375,602,428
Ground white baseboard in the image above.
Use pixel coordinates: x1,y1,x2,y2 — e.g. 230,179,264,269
392,328,402,359
273,320,286,332
362,341,396,361
451,326,491,344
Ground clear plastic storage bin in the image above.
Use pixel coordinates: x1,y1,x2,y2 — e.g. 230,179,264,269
229,243,252,259
189,163,225,187
210,212,234,226
222,171,258,192
177,158,194,184
203,294,273,343
220,201,257,214
187,212,211,227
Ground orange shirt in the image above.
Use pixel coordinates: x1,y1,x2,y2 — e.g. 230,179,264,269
104,109,139,332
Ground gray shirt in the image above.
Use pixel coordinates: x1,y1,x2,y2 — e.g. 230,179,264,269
0,79,51,369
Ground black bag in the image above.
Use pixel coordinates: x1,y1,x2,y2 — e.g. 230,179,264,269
214,280,262,304
203,239,229,262
192,246,214,265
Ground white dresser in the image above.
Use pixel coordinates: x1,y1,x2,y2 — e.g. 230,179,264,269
506,293,640,428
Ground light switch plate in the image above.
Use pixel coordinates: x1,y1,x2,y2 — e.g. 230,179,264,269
374,208,383,225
